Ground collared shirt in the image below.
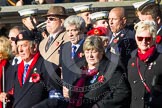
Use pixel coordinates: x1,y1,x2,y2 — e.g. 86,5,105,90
49,28,63,41
24,58,33,67
71,43,80,52
71,39,84,52
12,56,22,65
109,31,121,44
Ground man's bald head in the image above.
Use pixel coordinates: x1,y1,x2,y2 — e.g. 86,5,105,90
110,7,126,18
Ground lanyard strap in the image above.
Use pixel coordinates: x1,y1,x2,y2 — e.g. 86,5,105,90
136,58,151,93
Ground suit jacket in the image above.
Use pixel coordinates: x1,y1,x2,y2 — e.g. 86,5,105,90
39,30,68,65
78,57,131,108
156,27,162,51
128,49,162,108
60,40,86,86
106,28,137,68
31,41,86,108
13,55,61,108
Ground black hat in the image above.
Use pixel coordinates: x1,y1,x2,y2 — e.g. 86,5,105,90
16,30,35,44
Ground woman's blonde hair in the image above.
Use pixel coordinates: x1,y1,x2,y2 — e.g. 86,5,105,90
83,36,105,54
0,36,12,60
134,20,157,41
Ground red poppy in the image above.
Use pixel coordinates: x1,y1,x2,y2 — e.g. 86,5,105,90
54,41,59,46
156,35,162,44
31,73,40,83
120,34,124,37
18,34,23,39
98,75,104,83
78,52,84,58
131,62,135,67
113,38,119,44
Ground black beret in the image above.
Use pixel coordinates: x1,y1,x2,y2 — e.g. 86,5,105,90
16,30,35,44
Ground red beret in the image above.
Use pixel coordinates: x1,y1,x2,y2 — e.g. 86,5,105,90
87,27,109,36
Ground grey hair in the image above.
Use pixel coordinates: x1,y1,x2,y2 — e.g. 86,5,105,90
63,15,85,31
134,20,157,40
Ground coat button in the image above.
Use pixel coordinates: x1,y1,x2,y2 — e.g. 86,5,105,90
141,97,144,100
133,80,137,84
134,97,137,100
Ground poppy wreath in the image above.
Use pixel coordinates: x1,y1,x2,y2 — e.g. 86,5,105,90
156,35,162,44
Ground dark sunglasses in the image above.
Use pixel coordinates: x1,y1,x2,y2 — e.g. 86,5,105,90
9,37,16,41
46,17,59,21
137,37,152,42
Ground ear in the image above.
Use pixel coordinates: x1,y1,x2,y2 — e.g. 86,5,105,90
122,17,127,25
156,16,161,25
22,19,25,24
60,19,65,26
33,43,38,52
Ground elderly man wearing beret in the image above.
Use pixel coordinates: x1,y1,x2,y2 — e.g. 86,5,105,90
0,30,62,108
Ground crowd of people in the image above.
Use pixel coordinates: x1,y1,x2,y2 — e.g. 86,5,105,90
0,0,162,108
0,0,123,6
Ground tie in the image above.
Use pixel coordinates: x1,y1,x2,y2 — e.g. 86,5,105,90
71,45,77,59
45,36,54,52
22,64,29,84
12,58,18,65
14,58,18,65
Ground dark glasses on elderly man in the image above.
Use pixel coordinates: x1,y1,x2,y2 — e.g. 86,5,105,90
8,37,16,41
46,17,59,21
137,37,152,42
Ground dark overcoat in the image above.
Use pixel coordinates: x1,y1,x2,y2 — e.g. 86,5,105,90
106,28,137,67
12,56,61,108
128,49,162,108
78,57,131,108
60,40,86,86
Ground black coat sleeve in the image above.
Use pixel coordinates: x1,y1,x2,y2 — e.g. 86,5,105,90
97,65,131,108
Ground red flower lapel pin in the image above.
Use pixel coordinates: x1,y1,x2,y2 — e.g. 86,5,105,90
29,68,40,83
131,62,135,67
113,37,119,44
98,75,105,83
78,52,84,58
120,34,124,37
54,41,59,46
156,35,162,44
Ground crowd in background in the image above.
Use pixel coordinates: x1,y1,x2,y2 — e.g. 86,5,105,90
0,0,124,6
0,0,161,108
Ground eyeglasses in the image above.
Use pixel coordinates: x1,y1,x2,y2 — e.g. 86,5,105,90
46,17,59,21
137,36,152,42
8,37,16,41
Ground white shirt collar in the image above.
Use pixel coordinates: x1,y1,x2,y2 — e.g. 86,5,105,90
24,58,33,66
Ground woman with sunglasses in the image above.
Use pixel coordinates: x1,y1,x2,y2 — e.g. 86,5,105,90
127,20,162,108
